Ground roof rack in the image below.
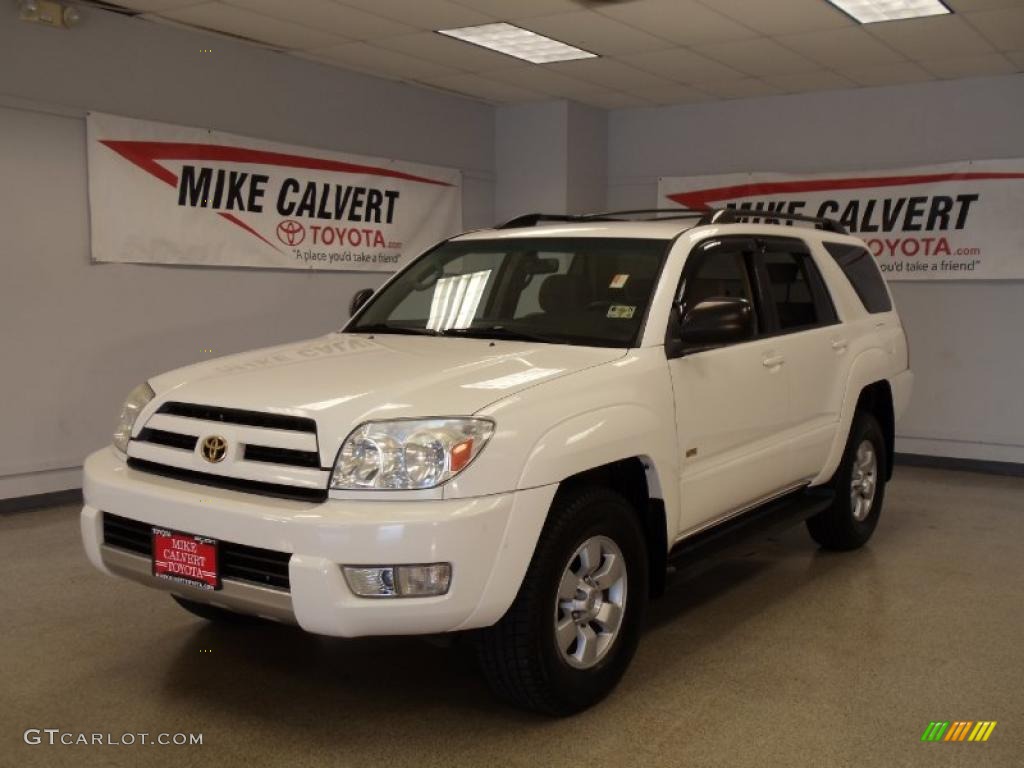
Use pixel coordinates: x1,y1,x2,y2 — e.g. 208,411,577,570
497,207,847,234
705,208,847,234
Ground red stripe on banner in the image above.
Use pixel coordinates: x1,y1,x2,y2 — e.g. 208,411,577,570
666,172,1024,208
217,212,280,252
99,140,454,187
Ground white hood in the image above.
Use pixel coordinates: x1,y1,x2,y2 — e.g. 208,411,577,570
148,333,625,450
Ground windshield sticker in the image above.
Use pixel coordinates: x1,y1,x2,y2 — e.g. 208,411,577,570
609,274,630,289
607,304,636,319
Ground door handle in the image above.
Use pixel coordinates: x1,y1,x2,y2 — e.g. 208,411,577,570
762,354,785,368
831,339,849,352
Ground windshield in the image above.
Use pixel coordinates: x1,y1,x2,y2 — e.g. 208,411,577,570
347,237,670,348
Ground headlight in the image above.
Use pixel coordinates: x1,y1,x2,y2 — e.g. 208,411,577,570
113,382,155,453
331,418,494,490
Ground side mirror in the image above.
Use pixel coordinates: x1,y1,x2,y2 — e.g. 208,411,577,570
679,297,753,349
349,288,374,317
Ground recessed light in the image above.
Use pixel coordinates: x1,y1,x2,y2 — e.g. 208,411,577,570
437,23,597,64
826,0,952,24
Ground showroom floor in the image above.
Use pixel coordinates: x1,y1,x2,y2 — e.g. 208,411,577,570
2,465,1021,768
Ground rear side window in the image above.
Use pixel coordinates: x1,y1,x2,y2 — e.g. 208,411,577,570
824,242,892,314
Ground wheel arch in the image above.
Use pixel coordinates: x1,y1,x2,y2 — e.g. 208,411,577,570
814,348,897,485
855,380,895,480
557,457,669,598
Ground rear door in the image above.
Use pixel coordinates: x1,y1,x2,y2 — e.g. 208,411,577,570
753,237,846,481
667,236,794,535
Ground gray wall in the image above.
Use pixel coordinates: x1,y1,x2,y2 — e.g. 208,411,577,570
0,10,495,498
608,73,1024,464
494,100,608,222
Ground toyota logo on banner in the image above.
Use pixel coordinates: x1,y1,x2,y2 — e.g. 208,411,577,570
276,219,306,246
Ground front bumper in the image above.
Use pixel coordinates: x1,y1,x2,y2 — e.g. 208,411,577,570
82,448,555,637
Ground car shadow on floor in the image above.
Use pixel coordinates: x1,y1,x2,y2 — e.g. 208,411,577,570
157,526,875,735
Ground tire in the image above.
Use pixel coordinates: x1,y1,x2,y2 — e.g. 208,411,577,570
807,410,887,551
477,485,648,716
171,594,263,624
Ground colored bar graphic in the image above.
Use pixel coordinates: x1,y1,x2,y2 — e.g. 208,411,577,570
922,720,996,743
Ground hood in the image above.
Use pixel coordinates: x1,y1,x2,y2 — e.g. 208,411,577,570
148,332,625,451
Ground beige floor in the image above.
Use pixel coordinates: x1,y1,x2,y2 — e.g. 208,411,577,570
2,465,1022,768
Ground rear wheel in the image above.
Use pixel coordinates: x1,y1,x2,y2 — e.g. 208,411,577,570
477,486,648,715
807,411,887,551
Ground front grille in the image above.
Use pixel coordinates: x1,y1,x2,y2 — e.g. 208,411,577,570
243,444,321,468
157,402,316,433
128,457,328,502
137,428,197,451
133,402,325,478
102,512,292,590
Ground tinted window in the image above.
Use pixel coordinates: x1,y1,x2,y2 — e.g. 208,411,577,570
678,239,758,338
681,244,753,305
760,250,821,331
824,242,892,314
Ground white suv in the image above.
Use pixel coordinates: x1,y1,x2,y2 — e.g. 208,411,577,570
81,208,912,715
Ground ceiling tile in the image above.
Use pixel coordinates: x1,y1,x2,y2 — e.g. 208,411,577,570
521,11,677,56
617,48,743,83
223,0,416,40
417,73,545,102
596,0,761,46
920,52,1017,76
152,3,345,48
868,15,994,60
763,69,859,91
452,0,586,18
546,58,677,90
335,0,495,30
700,78,786,98
692,37,821,75
632,83,714,105
375,31,528,70
777,27,906,68
484,67,605,98
703,0,854,35
304,41,460,78
571,91,655,109
962,7,1024,49
946,0,1024,11
842,62,934,86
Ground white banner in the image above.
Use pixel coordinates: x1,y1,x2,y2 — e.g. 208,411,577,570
659,160,1024,280
87,112,462,271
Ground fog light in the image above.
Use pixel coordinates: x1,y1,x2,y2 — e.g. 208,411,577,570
343,564,451,598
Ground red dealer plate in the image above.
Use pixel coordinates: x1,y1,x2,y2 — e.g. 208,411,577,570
152,527,220,591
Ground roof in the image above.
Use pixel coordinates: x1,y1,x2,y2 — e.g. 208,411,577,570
454,206,849,242
454,219,698,241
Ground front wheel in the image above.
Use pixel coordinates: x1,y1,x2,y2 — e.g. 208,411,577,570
477,486,648,715
807,411,887,551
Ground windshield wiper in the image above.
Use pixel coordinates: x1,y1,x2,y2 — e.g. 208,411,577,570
349,323,440,336
441,325,563,344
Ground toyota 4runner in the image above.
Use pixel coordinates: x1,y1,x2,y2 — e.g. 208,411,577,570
81,207,912,715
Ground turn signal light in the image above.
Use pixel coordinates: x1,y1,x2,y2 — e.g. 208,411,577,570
343,564,452,598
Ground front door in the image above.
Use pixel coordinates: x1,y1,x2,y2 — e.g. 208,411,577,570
667,236,794,538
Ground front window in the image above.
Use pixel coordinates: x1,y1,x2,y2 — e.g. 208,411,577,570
348,237,670,348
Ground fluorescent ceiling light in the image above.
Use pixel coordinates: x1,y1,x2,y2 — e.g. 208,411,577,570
437,23,597,64
826,0,952,24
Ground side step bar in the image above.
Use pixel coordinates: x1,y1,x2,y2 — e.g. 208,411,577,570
667,487,834,567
